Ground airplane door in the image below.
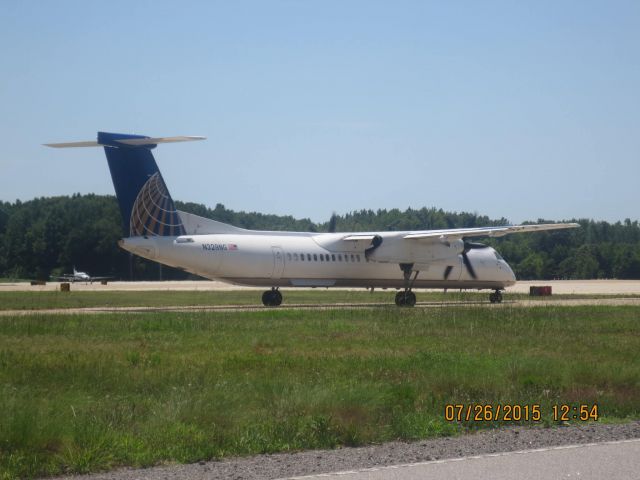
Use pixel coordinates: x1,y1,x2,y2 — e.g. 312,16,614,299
271,246,285,279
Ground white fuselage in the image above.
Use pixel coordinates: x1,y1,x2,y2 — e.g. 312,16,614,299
120,230,516,290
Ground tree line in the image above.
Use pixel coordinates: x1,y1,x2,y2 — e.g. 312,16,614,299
1,194,639,281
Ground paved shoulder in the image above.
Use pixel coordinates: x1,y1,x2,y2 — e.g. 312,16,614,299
285,439,640,480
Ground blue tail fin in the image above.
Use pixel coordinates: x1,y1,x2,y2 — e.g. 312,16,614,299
100,132,185,237
45,132,205,237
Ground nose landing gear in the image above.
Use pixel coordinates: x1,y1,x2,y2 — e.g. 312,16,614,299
395,290,417,307
489,290,503,304
262,288,282,307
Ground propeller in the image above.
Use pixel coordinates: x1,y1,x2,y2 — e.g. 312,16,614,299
444,265,453,280
365,235,383,259
461,241,490,280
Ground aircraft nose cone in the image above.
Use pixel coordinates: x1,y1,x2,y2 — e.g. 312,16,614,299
503,261,516,285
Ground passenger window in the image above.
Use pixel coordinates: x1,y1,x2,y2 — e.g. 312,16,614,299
294,253,298,261
356,255,361,262
313,254,318,261
320,254,324,261
338,254,343,261
345,255,349,262
351,254,355,262
301,253,305,261
331,254,336,261
287,253,292,261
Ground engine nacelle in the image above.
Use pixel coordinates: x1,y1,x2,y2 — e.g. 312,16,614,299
442,238,465,254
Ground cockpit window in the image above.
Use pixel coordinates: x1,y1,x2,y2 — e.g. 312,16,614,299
494,251,504,261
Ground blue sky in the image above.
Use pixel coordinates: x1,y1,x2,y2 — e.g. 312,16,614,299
1,1,638,223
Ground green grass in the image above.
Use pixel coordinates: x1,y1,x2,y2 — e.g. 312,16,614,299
0,305,639,478
0,290,480,310
1,289,637,311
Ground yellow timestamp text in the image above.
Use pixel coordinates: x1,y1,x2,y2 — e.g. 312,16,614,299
552,404,599,422
444,404,599,422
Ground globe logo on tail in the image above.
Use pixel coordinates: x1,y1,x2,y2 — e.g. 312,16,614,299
129,173,186,236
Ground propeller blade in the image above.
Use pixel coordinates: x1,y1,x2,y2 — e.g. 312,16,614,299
365,235,383,259
444,265,453,280
462,252,477,279
460,240,482,279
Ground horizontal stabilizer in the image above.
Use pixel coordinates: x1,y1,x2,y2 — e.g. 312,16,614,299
44,141,101,148
117,136,206,146
44,135,205,149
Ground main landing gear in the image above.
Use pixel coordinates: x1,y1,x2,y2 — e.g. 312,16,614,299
489,290,503,304
262,288,282,307
395,263,419,307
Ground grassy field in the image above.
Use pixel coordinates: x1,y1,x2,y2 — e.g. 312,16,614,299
1,304,639,479
0,289,636,311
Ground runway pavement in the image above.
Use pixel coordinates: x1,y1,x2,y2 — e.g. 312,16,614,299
2,279,640,316
3,279,640,294
1,297,640,317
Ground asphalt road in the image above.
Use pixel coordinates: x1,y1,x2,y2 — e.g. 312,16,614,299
286,439,640,480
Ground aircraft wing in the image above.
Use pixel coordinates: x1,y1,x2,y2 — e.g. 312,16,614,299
403,223,580,242
88,276,114,282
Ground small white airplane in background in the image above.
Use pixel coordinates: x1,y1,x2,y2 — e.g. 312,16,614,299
46,132,579,306
53,267,113,284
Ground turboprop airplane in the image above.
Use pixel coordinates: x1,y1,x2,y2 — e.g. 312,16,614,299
53,267,113,284
46,132,579,307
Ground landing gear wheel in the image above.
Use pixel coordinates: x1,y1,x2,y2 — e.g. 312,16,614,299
261,291,270,306
261,288,283,307
395,290,416,307
406,291,416,307
489,290,503,304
